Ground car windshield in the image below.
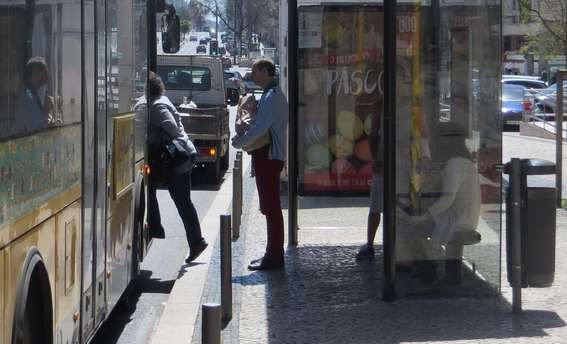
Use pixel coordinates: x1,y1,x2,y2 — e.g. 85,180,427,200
544,81,567,92
502,85,524,101
224,72,235,79
502,79,547,89
157,66,211,91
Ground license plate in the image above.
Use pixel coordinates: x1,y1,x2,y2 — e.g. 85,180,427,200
506,120,521,125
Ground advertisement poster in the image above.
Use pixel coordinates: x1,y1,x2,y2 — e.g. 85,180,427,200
113,114,135,199
298,11,323,49
0,127,81,228
298,6,419,195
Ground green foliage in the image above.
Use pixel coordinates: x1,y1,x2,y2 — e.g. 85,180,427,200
519,31,564,58
518,4,532,24
515,0,567,68
180,20,191,34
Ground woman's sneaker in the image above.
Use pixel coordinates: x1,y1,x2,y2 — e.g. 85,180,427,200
355,244,375,261
185,240,209,263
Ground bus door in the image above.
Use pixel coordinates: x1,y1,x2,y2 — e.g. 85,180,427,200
80,0,109,338
80,0,102,338
103,0,138,314
93,0,110,331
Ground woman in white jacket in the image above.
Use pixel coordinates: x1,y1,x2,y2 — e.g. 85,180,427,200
401,133,480,282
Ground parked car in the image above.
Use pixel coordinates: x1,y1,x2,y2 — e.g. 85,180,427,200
243,70,262,93
502,77,547,90
502,84,532,130
532,81,567,116
199,38,207,45
189,35,198,42
219,47,226,55
224,70,245,105
196,44,207,54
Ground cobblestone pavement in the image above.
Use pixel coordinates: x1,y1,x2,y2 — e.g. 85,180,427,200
190,135,567,344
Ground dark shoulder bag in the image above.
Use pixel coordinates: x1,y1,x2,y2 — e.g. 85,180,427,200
155,126,195,172
148,129,195,186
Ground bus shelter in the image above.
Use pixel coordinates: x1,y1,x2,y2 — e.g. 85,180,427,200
286,0,502,299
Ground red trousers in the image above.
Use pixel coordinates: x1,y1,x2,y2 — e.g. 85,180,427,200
251,146,285,262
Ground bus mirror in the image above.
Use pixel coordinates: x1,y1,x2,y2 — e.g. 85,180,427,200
161,13,180,53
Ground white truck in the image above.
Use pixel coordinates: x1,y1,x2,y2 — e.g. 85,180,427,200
157,54,230,183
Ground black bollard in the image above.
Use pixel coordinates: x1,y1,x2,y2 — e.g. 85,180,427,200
220,214,232,321
202,303,221,344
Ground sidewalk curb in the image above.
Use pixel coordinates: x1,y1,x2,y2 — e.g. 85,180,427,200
149,152,252,344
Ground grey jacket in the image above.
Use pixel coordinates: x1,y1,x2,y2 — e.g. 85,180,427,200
149,95,196,174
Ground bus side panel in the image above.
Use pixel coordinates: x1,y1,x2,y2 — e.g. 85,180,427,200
1,248,4,343
55,201,81,344
106,190,134,311
6,218,57,343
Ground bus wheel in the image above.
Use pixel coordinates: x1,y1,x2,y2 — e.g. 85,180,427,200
13,253,53,344
23,280,45,343
16,270,52,344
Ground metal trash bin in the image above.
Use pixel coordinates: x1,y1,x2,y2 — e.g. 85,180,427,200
505,159,556,288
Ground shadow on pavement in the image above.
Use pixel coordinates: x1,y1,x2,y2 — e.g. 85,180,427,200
238,245,565,344
90,270,176,343
177,262,206,279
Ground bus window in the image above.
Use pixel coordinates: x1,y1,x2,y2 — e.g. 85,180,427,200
0,0,83,226
0,2,81,141
0,6,55,139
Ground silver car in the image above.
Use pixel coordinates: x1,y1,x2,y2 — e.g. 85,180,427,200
532,81,567,116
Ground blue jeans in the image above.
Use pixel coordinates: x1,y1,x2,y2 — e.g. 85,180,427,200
148,171,204,248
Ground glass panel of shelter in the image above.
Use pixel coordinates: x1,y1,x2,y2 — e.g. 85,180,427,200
394,1,502,297
296,4,382,272
295,0,502,298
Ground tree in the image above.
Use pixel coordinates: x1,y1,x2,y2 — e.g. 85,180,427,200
180,19,191,39
517,0,567,69
193,0,275,61
187,0,210,31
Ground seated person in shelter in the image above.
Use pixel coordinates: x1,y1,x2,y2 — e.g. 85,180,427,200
14,56,57,134
399,133,480,280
